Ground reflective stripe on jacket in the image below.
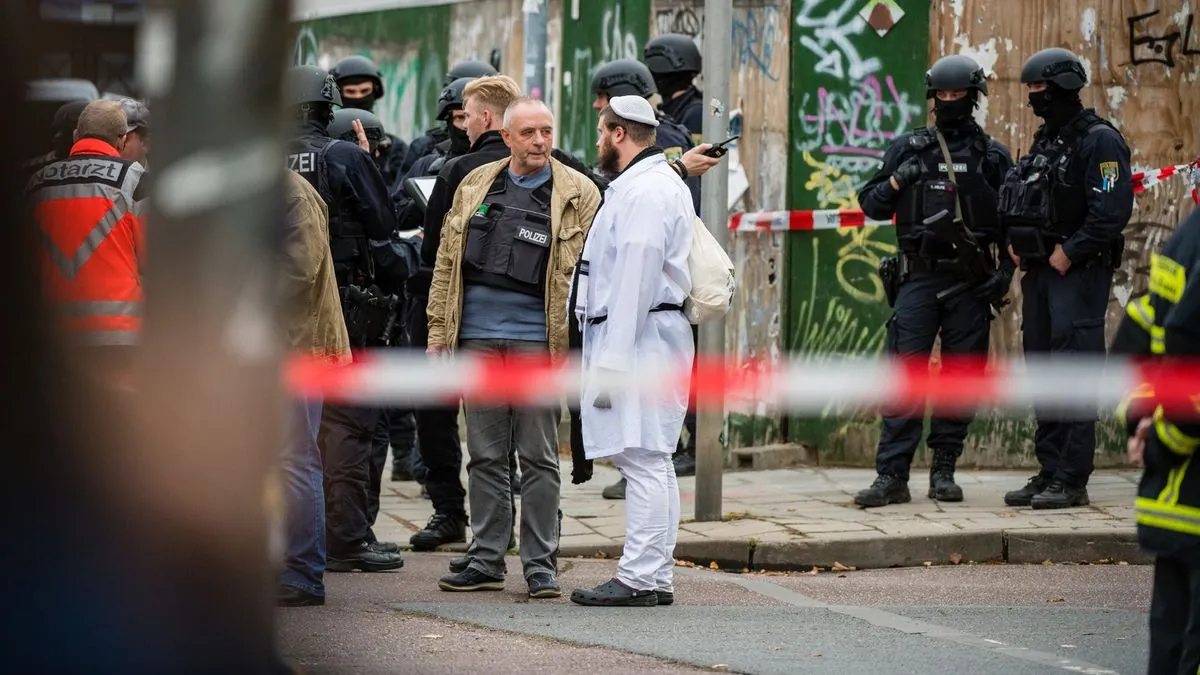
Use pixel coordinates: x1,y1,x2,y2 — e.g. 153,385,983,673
27,138,145,346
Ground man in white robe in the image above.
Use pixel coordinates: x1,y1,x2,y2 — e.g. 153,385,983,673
569,95,694,607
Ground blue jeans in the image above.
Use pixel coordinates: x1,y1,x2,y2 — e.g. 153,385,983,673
281,398,325,596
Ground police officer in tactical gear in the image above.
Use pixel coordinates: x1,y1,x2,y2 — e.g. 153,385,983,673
329,106,425,521
1000,48,1134,510
399,59,498,175
331,54,409,188
285,65,403,572
643,33,703,141
853,54,1015,508
391,75,477,221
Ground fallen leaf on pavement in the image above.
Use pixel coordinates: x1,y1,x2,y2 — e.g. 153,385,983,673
831,561,851,572
1118,561,1129,566
421,634,443,639
1047,597,1066,603
740,567,750,573
595,552,608,559
810,652,823,657
675,559,698,568
808,566,821,575
923,561,932,568
1042,559,1053,565
768,646,783,651
949,552,964,565
709,561,720,570
711,665,728,670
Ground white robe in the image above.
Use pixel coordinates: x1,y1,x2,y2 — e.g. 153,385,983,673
575,153,694,460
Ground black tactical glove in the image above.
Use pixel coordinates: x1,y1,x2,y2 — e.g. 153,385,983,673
891,156,923,191
974,269,1013,306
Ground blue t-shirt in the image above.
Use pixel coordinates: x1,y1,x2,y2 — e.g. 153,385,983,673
459,164,552,343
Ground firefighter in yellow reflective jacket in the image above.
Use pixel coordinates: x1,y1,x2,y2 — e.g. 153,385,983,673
1111,206,1200,675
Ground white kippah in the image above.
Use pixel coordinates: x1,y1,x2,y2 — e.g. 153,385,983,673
608,95,659,127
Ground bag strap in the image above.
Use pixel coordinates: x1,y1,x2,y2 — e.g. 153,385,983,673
934,130,965,224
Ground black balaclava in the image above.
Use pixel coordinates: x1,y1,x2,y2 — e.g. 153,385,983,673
447,122,471,155
933,92,977,131
653,73,695,100
340,78,377,112
1029,84,1083,130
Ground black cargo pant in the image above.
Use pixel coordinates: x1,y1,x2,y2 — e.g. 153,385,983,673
1148,554,1200,674
367,406,419,525
1021,263,1111,488
404,293,467,517
318,401,382,555
876,270,990,479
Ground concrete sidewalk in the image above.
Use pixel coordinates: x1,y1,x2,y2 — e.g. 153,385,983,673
372,464,1146,571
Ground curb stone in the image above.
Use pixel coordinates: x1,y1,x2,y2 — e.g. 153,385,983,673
560,527,1148,571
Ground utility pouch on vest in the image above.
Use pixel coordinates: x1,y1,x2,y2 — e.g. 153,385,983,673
463,207,498,272
462,187,553,297
507,211,552,287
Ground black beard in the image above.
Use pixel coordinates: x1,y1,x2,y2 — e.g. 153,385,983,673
597,141,620,175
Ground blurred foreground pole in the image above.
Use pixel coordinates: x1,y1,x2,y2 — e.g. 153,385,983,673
695,0,731,522
134,0,291,669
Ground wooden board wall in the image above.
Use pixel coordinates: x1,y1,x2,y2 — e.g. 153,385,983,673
931,0,1200,355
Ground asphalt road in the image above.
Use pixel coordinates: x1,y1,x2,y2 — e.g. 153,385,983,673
276,554,1152,675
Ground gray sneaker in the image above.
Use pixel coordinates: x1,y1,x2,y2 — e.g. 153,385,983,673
527,572,562,598
602,478,626,500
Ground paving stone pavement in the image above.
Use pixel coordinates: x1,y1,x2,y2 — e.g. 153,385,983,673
374,463,1144,570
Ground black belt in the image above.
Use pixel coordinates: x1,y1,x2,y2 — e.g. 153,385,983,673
586,303,684,326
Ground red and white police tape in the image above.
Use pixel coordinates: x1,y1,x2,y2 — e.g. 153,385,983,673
728,158,1200,232
286,351,1200,415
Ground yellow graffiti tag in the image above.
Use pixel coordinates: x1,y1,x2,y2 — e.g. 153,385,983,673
835,226,897,304
802,151,859,211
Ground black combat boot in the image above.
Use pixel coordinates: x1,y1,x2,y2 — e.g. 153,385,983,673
1003,472,1052,507
1031,479,1090,510
927,449,964,502
673,450,696,477
853,474,911,508
409,511,468,551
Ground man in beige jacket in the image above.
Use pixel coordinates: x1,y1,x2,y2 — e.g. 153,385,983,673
427,97,601,598
277,170,352,606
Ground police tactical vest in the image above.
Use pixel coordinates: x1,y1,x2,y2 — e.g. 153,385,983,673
462,172,554,299
287,134,363,240
999,109,1113,252
895,128,1000,250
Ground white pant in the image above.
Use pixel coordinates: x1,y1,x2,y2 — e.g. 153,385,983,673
611,447,680,592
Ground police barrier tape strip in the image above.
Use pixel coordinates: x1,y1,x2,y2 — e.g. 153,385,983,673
285,351,1200,415
728,159,1200,233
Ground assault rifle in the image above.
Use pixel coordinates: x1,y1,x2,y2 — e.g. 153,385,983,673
924,208,1009,317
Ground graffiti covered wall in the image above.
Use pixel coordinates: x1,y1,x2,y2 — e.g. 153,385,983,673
295,7,452,144
649,0,792,448
785,0,929,462
558,0,651,163
448,0,526,84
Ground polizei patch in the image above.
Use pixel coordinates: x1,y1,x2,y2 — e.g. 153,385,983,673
517,227,549,247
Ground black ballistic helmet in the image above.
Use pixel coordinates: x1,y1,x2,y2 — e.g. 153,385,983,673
1020,48,1087,90
591,59,657,98
925,54,988,99
331,54,385,97
444,60,497,87
436,76,474,121
328,108,386,152
643,34,702,76
286,65,343,107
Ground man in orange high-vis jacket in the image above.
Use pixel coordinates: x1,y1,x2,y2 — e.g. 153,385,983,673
27,100,146,363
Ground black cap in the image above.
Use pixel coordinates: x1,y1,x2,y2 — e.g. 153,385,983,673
642,34,702,76
331,55,385,97
285,65,343,107
328,108,386,152
591,59,657,98
436,77,475,121
925,54,988,99
1020,48,1087,90
118,98,150,134
444,60,497,88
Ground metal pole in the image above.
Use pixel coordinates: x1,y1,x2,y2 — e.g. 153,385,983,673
695,0,731,522
522,0,548,99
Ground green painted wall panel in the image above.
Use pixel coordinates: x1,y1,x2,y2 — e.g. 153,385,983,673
295,7,452,144
558,0,651,164
784,0,928,455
